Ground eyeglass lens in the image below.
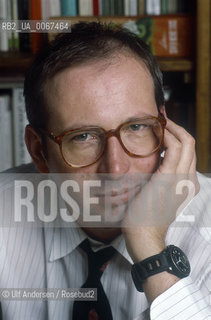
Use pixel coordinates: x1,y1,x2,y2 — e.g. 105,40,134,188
61,118,163,167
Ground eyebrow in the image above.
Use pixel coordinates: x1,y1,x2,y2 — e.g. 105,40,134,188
62,113,158,132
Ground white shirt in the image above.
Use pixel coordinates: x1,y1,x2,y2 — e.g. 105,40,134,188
0,172,210,319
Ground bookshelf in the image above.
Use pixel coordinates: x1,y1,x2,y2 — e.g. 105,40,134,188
0,0,210,172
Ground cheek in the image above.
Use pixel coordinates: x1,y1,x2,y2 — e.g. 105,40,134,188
45,141,71,173
46,141,100,174
133,152,161,174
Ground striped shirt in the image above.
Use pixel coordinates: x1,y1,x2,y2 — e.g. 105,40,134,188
0,171,210,319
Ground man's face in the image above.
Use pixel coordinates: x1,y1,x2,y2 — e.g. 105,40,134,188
45,54,161,175
42,54,162,226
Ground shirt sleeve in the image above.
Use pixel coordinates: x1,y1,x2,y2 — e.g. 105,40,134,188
150,276,211,320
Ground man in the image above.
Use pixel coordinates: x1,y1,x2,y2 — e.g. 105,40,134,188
0,22,210,319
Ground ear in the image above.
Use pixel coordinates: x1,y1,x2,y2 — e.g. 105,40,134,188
25,125,49,173
159,105,167,118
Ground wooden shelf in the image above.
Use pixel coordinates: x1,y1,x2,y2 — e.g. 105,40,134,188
0,53,193,73
158,58,193,72
0,52,33,71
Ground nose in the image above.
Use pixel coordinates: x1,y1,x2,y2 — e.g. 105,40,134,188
97,136,130,175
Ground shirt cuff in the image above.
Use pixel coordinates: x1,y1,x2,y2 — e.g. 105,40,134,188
150,277,210,320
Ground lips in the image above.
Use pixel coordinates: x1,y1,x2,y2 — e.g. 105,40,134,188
95,185,141,206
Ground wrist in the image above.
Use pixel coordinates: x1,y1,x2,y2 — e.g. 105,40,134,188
131,245,191,293
125,235,165,262
131,244,165,263
123,226,167,262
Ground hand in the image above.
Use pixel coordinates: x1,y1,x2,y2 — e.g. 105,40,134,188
122,117,200,263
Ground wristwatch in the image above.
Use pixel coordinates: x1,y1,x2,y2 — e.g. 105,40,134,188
131,245,191,292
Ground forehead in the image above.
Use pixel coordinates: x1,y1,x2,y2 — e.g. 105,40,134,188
45,54,157,132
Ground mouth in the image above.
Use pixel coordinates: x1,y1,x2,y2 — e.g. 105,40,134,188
95,185,141,206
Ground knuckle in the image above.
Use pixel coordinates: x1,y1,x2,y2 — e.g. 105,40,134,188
174,141,182,150
185,134,195,147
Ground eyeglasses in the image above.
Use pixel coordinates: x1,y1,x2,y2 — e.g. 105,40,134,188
39,113,166,168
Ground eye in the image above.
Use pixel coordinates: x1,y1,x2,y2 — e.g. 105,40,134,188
70,132,99,144
72,133,90,141
129,123,148,131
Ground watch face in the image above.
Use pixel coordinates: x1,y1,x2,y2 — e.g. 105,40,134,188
169,246,190,276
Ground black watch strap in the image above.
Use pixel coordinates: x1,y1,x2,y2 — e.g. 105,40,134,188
131,252,169,292
131,245,190,292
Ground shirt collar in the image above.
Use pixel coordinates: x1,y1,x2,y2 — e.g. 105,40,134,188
49,194,133,264
49,225,133,265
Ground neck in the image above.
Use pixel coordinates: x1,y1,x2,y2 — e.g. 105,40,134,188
81,227,121,244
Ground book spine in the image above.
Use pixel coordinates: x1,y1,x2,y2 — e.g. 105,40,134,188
41,0,51,20
117,0,124,16
93,0,99,15
0,0,9,51
49,0,61,17
124,0,130,16
138,0,145,15
30,0,43,53
17,0,30,53
161,0,167,14
110,0,115,15
79,0,93,16
12,0,19,51
146,0,161,15
113,0,124,16
99,0,103,15
115,15,192,57
7,0,13,50
61,0,77,16
167,0,178,14
101,0,111,16
12,88,31,166
0,95,13,171
130,0,138,16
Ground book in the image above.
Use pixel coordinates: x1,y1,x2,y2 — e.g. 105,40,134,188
12,88,31,166
30,0,44,53
17,0,30,53
99,0,103,15
130,0,138,16
7,0,19,51
11,0,19,51
49,0,61,16
0,95,13,171
79,0,93,16
138,0,145,15
101,0,110,16
124,0,130,16
61,0,77,16
114,0,124,16
7,0,13,50
110,0,115,15
0,0,9,51
125,16,193,57
161,0,167,14
93,0,99,15
146,0,161,15
41,0,49,20
167,0,178,14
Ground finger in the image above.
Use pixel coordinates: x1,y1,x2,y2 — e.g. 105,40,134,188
189,151,197,174
159,128,182,173
165,119,195,173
